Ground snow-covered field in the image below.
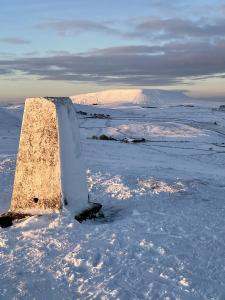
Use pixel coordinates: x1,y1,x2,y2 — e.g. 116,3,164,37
0,90,225,299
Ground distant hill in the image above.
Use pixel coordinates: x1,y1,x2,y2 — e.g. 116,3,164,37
0,106,22,131
71,89,195,107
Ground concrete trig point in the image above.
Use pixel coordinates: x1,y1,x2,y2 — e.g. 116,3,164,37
0,97,101,227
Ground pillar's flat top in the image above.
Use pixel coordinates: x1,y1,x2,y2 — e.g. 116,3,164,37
26,97,72,105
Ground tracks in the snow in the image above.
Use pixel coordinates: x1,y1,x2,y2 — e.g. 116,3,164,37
78,112,225,157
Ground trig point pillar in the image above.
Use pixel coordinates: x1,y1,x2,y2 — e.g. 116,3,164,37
0,97,101,227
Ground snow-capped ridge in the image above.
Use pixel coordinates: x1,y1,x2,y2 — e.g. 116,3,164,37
71,88,193,107
71,89,146,106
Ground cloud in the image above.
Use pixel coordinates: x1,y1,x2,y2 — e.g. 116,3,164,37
36,14,225,43
47,50,71,55
0,37,30,45
88,45,163,55
128,17,225,41
145,0,188,13
0,40,225,86
36,19,120,36
143,1,225,21
221,4,225,16
0,68,12,75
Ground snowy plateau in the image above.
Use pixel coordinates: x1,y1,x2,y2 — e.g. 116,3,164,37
0,89,225,299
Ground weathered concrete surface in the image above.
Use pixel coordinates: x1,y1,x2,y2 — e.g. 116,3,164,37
10,98,62,214
9,96,101,220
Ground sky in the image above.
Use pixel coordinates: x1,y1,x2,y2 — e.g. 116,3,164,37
0,0,225,102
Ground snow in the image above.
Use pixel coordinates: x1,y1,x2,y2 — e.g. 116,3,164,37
71,88,148,106
54,97,90,215
0,93,225,299
71,88,221,107
104,122,205,140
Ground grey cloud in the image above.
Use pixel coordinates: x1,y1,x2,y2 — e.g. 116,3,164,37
36,19,120,36
0,37,30,45
0,52,16,58
47,50,71,55
88,45,163,55
93,76,186,86
150,1,223,20
0,69,12,75
146,0,188,13
36,15,225,42
88,42,219,56
24,51,40,56
128,17,225,41
40,74,185,86
0,40,225,86
219,4,225,14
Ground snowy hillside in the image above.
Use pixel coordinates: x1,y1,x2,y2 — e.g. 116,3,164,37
71,88,198,107
0,106,21,131
1,101,225,299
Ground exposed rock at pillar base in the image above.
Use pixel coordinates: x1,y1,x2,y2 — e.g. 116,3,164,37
0,203,103,228
75,203,103,223
0,212,32,228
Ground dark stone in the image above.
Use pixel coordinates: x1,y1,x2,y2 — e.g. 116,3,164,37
0,212,32,228
0,202,103,227
77,111,87,116
122,137,146,143
141,106,158,108
99,134,115,141
132,138,146,143
75,203,103,223
92,135,99,140
90,113,110,119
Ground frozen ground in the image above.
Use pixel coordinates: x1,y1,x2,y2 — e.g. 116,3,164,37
0,95,225,299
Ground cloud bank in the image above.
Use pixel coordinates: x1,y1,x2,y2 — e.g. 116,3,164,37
0,39,224,86
1,8,225,88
